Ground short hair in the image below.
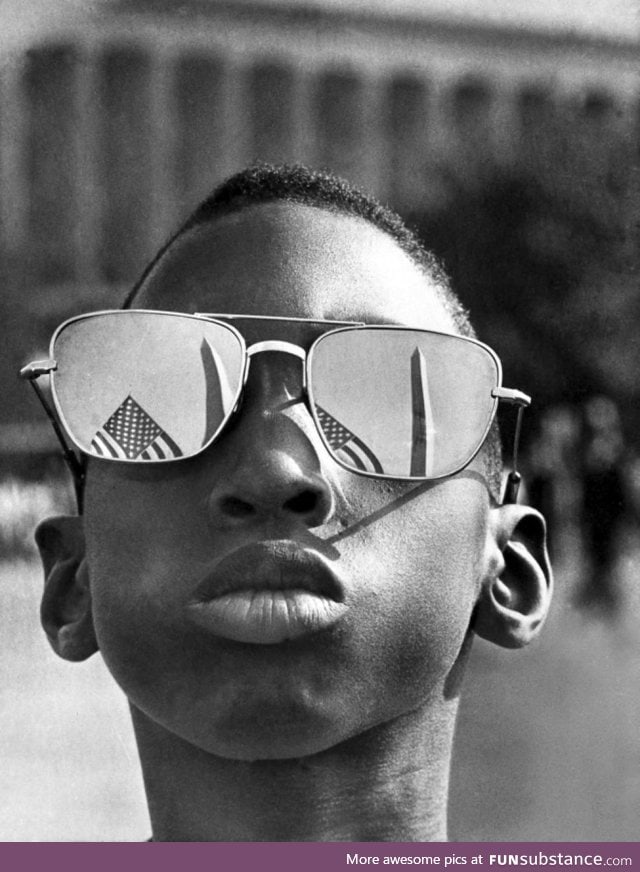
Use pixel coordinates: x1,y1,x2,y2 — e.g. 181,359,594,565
125,163,502,498
125,163,471,331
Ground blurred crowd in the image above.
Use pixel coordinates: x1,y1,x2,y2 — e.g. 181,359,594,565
525,395,640,615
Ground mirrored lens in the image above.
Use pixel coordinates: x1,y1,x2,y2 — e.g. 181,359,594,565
309,328,499,479
52,312,245,461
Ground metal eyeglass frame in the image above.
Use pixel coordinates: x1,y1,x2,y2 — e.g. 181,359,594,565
20,311,531,513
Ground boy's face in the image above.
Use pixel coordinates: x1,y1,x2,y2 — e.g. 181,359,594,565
82,203,495,760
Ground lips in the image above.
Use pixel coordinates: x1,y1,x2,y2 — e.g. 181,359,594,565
186,541,347,645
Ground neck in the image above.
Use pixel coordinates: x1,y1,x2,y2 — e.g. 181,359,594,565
131,700,458,842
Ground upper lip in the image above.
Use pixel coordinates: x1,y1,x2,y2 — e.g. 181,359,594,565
192,541,345,603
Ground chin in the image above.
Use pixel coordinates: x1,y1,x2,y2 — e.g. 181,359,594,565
188,696,358,761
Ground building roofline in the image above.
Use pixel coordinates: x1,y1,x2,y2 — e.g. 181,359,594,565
111,0,640,58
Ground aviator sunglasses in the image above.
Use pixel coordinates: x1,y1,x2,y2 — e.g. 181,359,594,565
21,311,530,512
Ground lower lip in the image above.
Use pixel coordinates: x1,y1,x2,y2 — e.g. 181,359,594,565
187,590,347,645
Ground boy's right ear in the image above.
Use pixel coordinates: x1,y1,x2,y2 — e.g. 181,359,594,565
35,516,98,662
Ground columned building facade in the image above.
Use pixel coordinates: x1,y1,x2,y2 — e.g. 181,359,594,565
2,0,639,446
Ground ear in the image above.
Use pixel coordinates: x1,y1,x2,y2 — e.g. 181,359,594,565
473,504,553,649
36,515,99,662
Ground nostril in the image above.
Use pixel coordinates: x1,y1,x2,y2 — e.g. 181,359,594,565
219,496,256,518
284,490,319,515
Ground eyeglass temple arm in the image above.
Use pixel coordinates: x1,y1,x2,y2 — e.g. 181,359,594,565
492,387,531,505
19,360,85,514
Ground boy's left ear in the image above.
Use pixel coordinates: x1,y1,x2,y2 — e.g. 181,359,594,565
473,504,553,649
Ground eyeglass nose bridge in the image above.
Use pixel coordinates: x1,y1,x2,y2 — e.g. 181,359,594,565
244,340,308,393
246,340,307,360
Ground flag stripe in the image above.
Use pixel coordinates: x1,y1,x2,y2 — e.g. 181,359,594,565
350,436,384,474
157,431,182,458
151,441,166,460
91,428,126,459
338,444,367,472
89,435,107,458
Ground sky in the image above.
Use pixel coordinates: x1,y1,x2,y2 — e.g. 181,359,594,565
0,0,101,51
0,0,637,52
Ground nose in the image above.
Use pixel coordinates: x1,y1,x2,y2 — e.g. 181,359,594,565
206,353,335,530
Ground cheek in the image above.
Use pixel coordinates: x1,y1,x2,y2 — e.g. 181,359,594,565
85,551,182,706
82,463,228,641
330,476,488,718
81,469,208,702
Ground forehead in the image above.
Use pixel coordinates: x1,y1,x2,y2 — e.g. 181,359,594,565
136,202,455,332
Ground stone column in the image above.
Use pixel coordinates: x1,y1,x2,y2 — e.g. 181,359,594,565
0,55,28,268
72,43,103,285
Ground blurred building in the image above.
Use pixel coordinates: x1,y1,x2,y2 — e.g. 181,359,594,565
2,0,639,459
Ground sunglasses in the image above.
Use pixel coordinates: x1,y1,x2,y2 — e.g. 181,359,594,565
21,311,530,510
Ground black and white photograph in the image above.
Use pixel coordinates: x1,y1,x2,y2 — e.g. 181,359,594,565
1,0,639,849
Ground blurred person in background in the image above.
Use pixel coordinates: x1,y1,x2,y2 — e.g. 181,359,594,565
22,165,552,841
526,404,582,561
576,395,629,614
